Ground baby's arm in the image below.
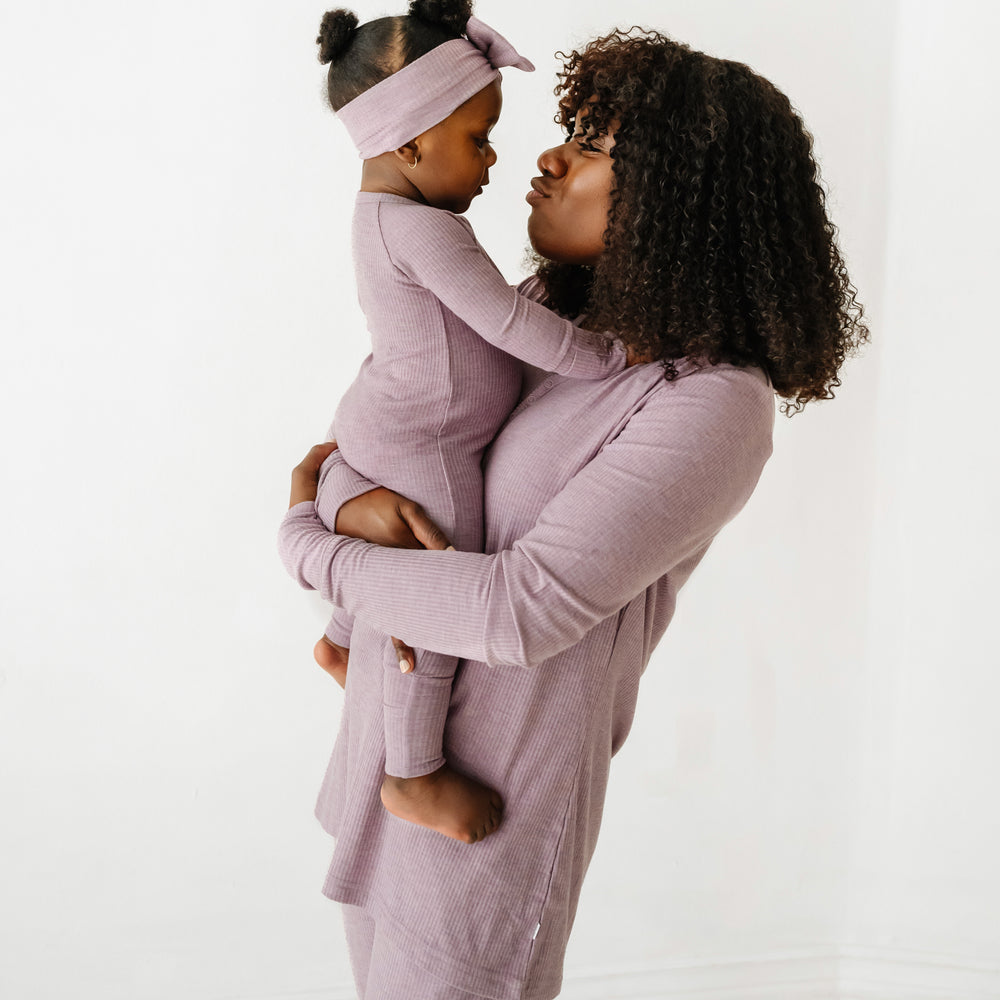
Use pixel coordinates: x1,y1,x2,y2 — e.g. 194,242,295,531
310,447,381,681
382,207,626,379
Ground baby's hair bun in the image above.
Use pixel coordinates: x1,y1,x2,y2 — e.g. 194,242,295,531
407,0,473,37
317,9,360,64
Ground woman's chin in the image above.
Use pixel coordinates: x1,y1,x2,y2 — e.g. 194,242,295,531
526,217,552,258
528,226,599,267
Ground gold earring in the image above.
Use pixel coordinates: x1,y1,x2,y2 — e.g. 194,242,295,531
408,157,418,169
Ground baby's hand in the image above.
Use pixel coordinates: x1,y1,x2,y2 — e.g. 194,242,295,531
313,635,349,689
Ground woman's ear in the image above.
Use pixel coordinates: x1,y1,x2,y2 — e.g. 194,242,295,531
393,141,420,169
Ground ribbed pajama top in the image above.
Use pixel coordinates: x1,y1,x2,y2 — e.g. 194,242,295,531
280,285,775,999
323,191,623,652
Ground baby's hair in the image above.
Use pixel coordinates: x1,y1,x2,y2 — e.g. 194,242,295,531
317,0,474,111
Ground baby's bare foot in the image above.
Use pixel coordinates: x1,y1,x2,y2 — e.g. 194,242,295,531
380,765,503,844
313,636,349,689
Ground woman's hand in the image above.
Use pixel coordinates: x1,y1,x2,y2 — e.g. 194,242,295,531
289,442,339,508
335,488,452,551
290,443,453,674
335,485,454,675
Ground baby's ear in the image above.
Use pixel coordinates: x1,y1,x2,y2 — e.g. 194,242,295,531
393,142,421,169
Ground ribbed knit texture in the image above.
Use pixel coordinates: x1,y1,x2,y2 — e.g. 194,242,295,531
281,294,775,998
321,192,624,778
336,18,533,159
343,904,478,998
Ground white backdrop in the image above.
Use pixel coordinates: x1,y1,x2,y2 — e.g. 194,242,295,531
1,1,997,998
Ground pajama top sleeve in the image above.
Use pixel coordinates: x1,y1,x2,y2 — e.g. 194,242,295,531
279,365,774,669
378,203,626,380
316,447,380,527
312,447,386,649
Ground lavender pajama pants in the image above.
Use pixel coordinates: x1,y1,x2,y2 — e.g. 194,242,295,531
342,905,486,999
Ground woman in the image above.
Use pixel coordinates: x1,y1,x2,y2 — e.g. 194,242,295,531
280,27,867,1000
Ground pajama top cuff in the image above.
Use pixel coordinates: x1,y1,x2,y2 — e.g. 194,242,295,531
317,451,380,524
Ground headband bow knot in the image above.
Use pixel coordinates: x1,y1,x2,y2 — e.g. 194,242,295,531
465,16,533,74
336,16,534,159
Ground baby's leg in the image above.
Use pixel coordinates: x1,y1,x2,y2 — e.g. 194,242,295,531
380,649,503,844
313,447,356,688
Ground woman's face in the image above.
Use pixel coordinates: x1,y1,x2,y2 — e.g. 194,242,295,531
525,112,616,266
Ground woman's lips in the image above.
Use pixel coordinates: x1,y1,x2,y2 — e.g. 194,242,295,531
526,178,550,206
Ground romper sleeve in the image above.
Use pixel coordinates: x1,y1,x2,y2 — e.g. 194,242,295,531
312,448,381,648
279,368,774,669
315,446,379,528
380,206,626,379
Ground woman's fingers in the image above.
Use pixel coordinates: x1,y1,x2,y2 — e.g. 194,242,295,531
391,635,415,673
399,500,452,551
289,442,340,508
298,441,339,475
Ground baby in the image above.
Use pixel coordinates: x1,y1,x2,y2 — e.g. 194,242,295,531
309,0,623,844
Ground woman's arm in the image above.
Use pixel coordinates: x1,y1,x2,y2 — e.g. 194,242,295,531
280,370,774,669
297,442,449,670
383,206,626,379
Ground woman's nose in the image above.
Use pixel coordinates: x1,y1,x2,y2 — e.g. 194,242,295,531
486,144,498,169
536,144,567,178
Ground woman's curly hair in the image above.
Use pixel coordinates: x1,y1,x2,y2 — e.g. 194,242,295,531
534,28,869,413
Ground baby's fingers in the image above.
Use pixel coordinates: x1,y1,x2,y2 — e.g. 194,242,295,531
392,636,415,673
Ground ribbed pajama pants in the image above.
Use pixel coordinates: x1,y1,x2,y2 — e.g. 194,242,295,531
342,904,486,999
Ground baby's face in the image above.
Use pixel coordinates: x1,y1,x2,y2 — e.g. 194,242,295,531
410,78,502,214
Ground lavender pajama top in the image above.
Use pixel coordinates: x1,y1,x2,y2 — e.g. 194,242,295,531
322,192,624,778
280,283,775,998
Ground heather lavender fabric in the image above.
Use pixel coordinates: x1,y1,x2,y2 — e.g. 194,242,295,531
281,294,775,997
337,17,534,159
343,904,479,998
321,192,624,778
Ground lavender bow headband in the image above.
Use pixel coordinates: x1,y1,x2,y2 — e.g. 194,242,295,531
336,16,534,159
